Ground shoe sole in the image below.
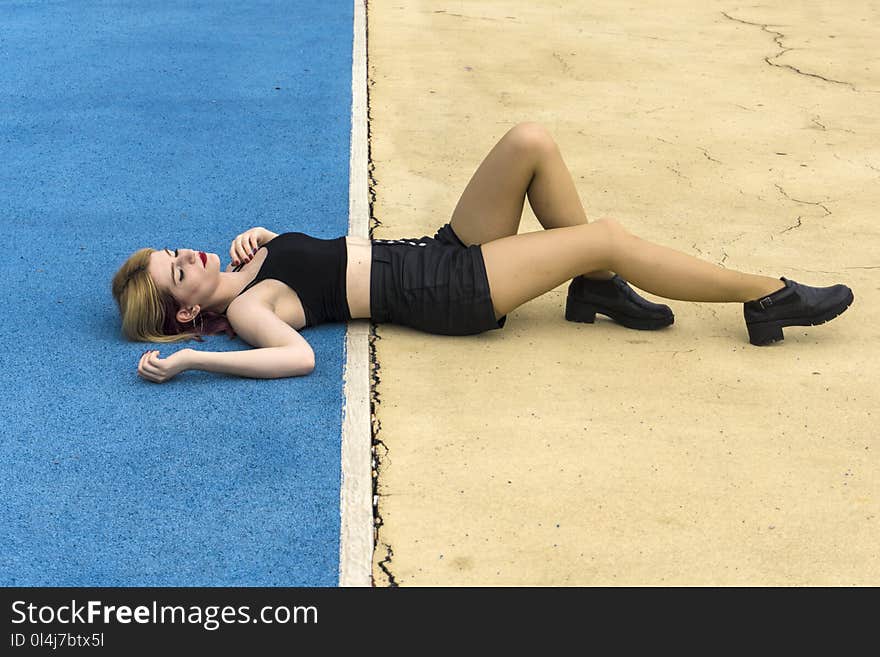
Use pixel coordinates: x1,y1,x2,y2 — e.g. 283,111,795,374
746,289,854,346
565,298,674,330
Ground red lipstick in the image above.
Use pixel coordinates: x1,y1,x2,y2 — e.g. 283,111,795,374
199,252,207,267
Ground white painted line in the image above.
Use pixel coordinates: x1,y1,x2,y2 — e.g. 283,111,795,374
339,0,372,587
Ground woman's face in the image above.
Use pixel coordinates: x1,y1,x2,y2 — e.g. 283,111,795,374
147,247,221,309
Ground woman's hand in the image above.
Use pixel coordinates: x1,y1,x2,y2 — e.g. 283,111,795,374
137,349,193,384
229,227,270,267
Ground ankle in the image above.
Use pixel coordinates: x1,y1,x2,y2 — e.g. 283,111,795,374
743,277,786,303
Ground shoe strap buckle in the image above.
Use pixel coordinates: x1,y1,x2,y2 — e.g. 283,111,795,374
758,296,773,309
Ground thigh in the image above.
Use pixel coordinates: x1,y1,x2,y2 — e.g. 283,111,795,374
480,222,617,319
449,125,539,246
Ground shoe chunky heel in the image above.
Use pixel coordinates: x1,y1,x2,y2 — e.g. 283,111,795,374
565,298,597,324
746,321,785,346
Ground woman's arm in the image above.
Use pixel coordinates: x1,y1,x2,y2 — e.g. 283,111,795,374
137,304,315,383
187,346,313,378
138,345,313,383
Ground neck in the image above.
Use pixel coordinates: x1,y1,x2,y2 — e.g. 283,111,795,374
201,270,258,314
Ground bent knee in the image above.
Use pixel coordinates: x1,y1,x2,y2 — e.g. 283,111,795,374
505,121,558,156
592,217,630,259
593,217,629,239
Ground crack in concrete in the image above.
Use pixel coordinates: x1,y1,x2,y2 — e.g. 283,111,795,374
698,147,723,164
366,26,379,239
788,267,841,275
377,544,399,587
667,165,692,186
833,152,880,174
432,9,518,23
365,0,395,588
368,327,391,587
773,183,832,216
779,215,803,234
650,348,696,356
711,232,746,268
811,115,856,134
720,11,861,92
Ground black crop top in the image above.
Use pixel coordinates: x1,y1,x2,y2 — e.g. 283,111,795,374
224,232,351,327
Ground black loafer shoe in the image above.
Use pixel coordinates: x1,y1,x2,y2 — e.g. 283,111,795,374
743,276,854,345
565,274,674,330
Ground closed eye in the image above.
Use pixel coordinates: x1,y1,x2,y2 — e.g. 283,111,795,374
164,248,184,284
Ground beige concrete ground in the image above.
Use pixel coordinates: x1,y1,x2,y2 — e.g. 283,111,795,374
368,0,879,585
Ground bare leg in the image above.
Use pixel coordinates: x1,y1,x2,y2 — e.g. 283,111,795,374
449,122,614,280
481,220,785,320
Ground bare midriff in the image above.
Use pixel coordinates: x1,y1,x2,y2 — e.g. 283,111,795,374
344,235,372,320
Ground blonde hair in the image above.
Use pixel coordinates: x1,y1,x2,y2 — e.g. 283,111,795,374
113,249,201,342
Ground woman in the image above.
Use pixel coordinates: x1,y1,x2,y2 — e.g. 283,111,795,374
113,122,854,383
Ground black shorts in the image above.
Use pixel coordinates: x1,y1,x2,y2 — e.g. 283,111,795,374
369,223,508,336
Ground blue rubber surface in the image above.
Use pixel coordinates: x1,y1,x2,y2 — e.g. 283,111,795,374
0,1,353,585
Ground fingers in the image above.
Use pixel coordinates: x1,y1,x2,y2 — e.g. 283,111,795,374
230,236,247,266
138,350,157,378
238,235,253,264
229,230,261,267
137,350,164,383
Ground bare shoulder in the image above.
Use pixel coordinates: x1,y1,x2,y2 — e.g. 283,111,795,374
226,297,311,351
224,296,269,337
